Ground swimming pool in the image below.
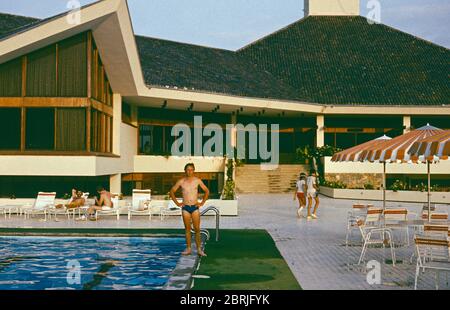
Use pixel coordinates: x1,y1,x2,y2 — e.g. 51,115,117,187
0,236,186,290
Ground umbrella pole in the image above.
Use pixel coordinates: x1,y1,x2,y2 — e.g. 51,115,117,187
383,162,386,211
427,160,431,222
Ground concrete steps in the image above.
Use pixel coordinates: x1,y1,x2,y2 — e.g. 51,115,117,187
235,164,310,194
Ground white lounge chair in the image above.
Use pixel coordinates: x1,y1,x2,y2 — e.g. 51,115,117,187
128,189,152,220
49,192,90,220
95,194,121,220
23,192,57,220
161,200,182,220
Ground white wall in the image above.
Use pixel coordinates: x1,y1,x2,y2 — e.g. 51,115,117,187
134,156,225,173
0,123,137,177
305,0,360,16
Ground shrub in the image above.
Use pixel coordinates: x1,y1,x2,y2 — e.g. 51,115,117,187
364,182,375,190
322,180,347,189
390,179,408,191
222,159,236,200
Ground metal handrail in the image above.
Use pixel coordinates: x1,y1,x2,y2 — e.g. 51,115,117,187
190,206,220,242
201,206,220,242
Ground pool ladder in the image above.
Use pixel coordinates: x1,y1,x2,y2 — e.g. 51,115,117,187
190,206,220,242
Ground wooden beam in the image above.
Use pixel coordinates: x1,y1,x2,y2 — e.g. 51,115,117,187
20,107,26,151
54,107,58,150
87,32,92,98
0,97,90,107
90,98,113,116
86,106,91,152
55,43,59,96
21,56,27,97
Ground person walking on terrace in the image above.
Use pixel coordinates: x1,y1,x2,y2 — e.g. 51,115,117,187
306,169,320,220
170,163,209,257
294,173,307,218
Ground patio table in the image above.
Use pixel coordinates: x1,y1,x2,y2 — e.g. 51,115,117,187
396,219,450,228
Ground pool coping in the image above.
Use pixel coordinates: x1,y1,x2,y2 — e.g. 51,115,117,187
0,228,199,290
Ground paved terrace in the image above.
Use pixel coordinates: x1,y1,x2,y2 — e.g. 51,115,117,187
1,195,449,290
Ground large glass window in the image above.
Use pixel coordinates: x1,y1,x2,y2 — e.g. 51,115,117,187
25,108,55,150
140,125,169,155
57,33,87,97
26,45,57,97
55,108,86,151
91,109,112,153
0,58,22,97
0,108,21,150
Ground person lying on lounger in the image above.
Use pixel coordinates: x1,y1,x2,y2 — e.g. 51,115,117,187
87,185,113,220
55,188,86,209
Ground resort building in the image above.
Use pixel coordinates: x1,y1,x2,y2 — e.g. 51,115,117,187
0,0,448,198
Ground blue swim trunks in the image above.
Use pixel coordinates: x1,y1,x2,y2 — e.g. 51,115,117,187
182,205,199,214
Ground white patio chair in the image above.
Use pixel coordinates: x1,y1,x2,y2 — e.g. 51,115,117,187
128,189,152,220
22,192,56,221
345,204,370,246
422,211,448,223
357,207,396,266
161,200,182,221
414,234,450,290
384,208,410,246
95,194,121,220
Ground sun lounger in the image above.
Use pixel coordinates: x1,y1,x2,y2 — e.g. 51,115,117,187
128,189,152,220
95,194,121,220
161,200,182,220
22,192,57,220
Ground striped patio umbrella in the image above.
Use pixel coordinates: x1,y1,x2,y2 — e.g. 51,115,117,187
331,135,392,210
331,135,392,162
408,130,450,162
360,124,443,163
331,125,444,218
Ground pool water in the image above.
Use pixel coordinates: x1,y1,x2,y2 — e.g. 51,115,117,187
0,236,185,290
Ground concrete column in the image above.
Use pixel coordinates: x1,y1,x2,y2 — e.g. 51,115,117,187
316,115,325,148
403,115,411,134
110,173,122,194
113,93,122,155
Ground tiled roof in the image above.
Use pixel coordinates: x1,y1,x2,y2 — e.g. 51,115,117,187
1,12,449,105
0,12,39,39
135,35,300,101
238,16,450,105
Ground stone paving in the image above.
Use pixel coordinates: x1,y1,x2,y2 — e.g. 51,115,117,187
1,194,449,290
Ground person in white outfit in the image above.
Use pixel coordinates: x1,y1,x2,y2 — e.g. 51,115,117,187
293,173,307,218
306,169,320,220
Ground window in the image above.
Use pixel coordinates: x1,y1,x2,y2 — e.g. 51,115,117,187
0,58,22,97
91,109,112,153
0,108,21,150
25,108,55,150
26,45,57,97
57,33,88,97
139,125,173,155
55,108,86,151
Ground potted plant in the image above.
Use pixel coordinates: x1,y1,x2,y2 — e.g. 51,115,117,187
296,145,312,164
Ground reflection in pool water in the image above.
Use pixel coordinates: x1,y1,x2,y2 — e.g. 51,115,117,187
0,236,185,290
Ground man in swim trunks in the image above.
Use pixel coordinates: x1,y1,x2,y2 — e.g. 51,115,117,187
170,163,209,257
87,185,113,220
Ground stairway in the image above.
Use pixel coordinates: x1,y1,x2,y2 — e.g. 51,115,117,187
235,164,310,194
